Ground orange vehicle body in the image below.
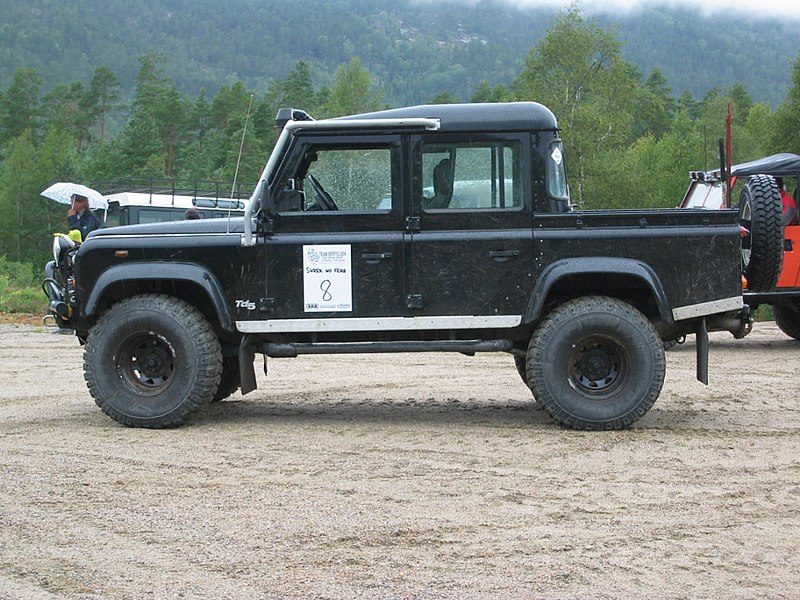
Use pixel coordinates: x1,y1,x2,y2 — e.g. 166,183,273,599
777,224,800,288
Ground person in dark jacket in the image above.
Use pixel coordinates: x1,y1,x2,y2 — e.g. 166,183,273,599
67,194,100,241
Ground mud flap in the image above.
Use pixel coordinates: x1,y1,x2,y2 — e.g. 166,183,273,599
696,317,708,385
239,335,258,395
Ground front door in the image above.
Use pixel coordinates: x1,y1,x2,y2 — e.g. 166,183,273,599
261,134,408,328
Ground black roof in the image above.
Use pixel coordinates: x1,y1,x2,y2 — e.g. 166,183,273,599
707,153,800,178
339,102,559,133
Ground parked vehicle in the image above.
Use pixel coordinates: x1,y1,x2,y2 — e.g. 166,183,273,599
44,102,757,430
91,177,251,226
681,153,800,338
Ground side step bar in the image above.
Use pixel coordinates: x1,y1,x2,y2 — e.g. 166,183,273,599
263,339,513,357
237,337,513,395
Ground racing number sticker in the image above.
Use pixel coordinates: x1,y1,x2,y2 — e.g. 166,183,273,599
303,244,353,312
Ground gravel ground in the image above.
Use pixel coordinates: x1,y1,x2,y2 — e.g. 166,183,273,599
0,322,798,599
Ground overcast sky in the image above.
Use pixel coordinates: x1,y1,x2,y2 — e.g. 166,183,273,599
506,0,800,20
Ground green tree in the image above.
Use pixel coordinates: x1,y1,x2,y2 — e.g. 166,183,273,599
130,53,189,177
595,113,704,210
280,60,317,110
741,103,773,159
513,7,642,207
86,66,121,142
471,80,508,103
677,90,700,121
327,57,384,117
35,127,76,234
770,52,800,156
184,83,257,182
430,91,458,104
0,68,43,147
728,82,753,125
633,67,675,139
41,82,94,150
0,131,37,261
0,129,67,266
693,85,762,166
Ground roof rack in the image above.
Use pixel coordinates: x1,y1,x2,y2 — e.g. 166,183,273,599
91,176,256,203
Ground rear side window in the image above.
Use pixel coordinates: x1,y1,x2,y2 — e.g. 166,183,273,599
420,141,523,211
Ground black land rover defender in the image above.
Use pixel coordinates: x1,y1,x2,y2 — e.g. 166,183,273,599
44,102,753,430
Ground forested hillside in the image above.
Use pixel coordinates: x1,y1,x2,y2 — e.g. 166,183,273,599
1,0,798,106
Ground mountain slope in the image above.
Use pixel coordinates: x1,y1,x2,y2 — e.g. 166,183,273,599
1,0,798,105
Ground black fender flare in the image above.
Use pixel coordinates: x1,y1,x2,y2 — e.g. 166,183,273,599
523,257,672,324
82,261,236,333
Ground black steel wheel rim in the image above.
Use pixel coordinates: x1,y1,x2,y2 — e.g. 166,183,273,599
567,335,627,398
740,198,752,267
115,332,176,396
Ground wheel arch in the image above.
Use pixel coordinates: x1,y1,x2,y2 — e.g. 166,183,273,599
81,262,236,334
524,258,672,324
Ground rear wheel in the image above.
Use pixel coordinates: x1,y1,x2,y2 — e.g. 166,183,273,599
85,294,222,428
527,296,665,430
738,175,783,291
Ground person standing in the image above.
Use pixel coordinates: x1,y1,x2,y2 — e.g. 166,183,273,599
67,194,101,241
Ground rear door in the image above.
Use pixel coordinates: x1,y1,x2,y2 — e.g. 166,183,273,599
407,134,534,318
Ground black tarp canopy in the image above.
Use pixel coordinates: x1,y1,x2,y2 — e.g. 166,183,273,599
707,153,800,178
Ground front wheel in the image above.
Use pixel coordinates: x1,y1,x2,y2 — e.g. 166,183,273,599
84,294,222,428
527,296,665,430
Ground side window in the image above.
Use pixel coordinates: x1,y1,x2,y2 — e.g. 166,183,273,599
277,144,394,212
138,208,189,224
547,141,569,201
104,204,122,227
421,141,522,211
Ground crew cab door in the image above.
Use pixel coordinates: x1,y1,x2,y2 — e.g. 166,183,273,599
259,134,408,323
407,135,534,317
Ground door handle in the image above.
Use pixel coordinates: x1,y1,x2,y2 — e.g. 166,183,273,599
362,252,393,262
489,250,520,262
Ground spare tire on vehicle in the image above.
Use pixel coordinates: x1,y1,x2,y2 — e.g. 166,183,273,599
738,175,783,292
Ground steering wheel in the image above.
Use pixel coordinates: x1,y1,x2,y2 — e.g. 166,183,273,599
308,174,338,211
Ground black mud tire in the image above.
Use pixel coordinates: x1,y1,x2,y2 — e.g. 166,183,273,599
527,296,665,430
773,300,800,340
513,355,544,409
212,356,241,402
738,175,783,292
84,294,222,428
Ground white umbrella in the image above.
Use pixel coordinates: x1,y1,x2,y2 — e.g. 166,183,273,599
41,182,108,210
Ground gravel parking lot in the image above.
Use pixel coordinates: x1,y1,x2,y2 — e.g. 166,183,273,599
0,322,798,599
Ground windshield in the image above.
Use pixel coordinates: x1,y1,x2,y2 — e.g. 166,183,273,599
682,181,724,209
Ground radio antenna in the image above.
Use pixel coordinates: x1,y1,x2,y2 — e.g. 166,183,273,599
559,60,599,116
231,94,254,199
227,94,254,231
